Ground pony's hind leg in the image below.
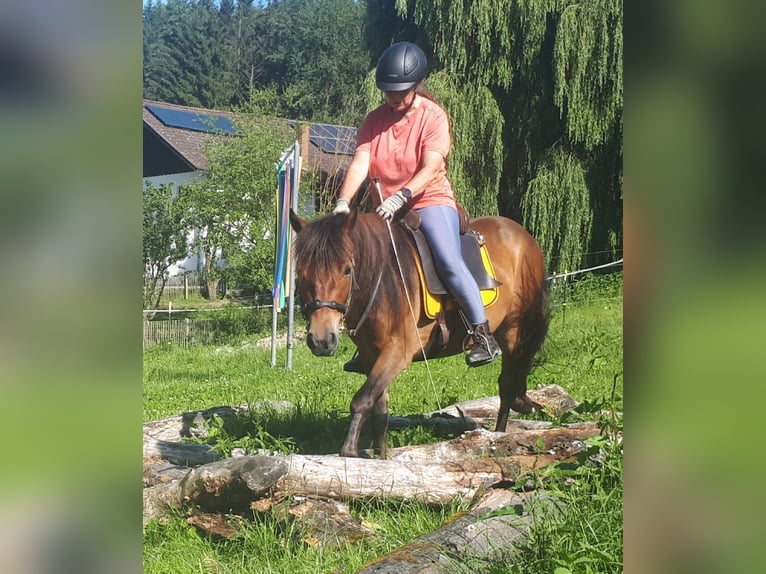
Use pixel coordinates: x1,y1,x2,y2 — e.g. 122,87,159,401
494,327,537,432
370,390,389,459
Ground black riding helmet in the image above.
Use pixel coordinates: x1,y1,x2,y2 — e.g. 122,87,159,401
375,42,428,91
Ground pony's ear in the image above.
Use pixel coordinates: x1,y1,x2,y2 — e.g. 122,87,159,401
343,207,359,231
289,209,308,233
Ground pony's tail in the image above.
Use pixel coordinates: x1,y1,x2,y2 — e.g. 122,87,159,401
520,263,551,373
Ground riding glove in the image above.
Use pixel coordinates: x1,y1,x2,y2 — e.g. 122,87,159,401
332,199,350,215
375,191,408,221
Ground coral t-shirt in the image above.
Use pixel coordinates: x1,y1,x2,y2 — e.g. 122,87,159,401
355,97,456,210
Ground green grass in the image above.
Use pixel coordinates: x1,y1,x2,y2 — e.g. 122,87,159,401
143,272,623,573
500,433,623,574
143,498,465,574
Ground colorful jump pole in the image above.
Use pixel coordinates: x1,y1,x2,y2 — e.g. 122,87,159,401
271,142,301,368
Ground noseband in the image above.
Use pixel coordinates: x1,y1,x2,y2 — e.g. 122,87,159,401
301,265,354,320
303,298,349,316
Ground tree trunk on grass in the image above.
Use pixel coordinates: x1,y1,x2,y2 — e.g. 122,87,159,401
143,433,220,467
142,424,601,524
143,452,511,524
357,488,563,573
142,401,295,443
425,384,581,421
386,423,600,465
205,279,219,301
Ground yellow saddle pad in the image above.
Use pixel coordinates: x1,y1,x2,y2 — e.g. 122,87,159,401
415,243,499,319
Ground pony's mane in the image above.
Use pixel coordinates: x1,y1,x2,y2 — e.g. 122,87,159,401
293,214,351,271
293,212,411,311
294,213,396,272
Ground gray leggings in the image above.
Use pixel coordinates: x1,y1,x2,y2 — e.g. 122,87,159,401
417,205,486,325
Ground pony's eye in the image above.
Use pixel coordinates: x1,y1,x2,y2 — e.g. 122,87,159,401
344,266,352,276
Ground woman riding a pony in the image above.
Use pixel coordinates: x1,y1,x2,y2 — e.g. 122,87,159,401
332,41,500,367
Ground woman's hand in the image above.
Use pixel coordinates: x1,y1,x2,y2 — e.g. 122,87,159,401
375,191,409,221
332,199,350,215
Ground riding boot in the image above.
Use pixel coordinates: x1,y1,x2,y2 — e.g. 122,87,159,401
465,321,502,367
343,351,365,374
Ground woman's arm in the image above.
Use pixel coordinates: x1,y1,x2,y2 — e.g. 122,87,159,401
401,149,443,199
337,149,371,202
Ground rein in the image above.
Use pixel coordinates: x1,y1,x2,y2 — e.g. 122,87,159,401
347,270,383,336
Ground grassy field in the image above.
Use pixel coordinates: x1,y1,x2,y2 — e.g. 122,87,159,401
143,272,623,573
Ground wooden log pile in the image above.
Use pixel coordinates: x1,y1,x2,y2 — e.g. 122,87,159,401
143,385,603,569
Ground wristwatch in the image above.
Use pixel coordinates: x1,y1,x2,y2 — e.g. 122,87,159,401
400,187,413,200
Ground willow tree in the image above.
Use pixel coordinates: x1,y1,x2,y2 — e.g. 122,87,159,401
372,0,623,272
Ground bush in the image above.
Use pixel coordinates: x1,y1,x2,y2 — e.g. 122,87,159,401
195,304,279,342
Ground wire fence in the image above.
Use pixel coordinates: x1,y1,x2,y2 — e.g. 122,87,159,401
546,258,623,281
143,318,216,349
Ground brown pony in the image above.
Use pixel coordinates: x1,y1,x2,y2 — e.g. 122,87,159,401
290,209,549,458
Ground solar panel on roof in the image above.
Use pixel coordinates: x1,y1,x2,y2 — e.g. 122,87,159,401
309,123,356,154
146,104,238,135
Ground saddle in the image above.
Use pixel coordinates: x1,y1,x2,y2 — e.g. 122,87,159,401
398,205,501,359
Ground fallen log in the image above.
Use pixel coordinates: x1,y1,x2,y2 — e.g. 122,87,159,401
141,386,576,447
143,433,220,466
387,384,580,434
387,414,486,434
143,455,289,524
357,488,562,573
428,384,579,421
142,400,296,443
142,452,522,524
387,424,600,465
143,459,194,487
142,422,599,525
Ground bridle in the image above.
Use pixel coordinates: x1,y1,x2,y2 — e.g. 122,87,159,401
301,265,383,336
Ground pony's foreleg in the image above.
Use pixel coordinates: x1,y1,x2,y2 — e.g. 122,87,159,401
340,360,403,458
340,376,389,458
340,391,370,458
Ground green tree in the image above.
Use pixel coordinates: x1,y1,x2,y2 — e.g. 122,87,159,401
144,0,369,122
181,114,294,300
143,182,191,309
143,0,233,108
234,0,369,123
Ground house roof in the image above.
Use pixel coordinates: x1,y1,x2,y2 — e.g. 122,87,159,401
143,99,227,172
143,99,357,181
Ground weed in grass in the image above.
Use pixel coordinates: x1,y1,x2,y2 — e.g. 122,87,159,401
187,413,297,458
388,422,445,449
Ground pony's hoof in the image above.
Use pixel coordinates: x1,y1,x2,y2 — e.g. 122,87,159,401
511,396,535,414
339,446,360,458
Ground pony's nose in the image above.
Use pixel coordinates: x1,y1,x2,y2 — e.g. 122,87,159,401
306,330,338,356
